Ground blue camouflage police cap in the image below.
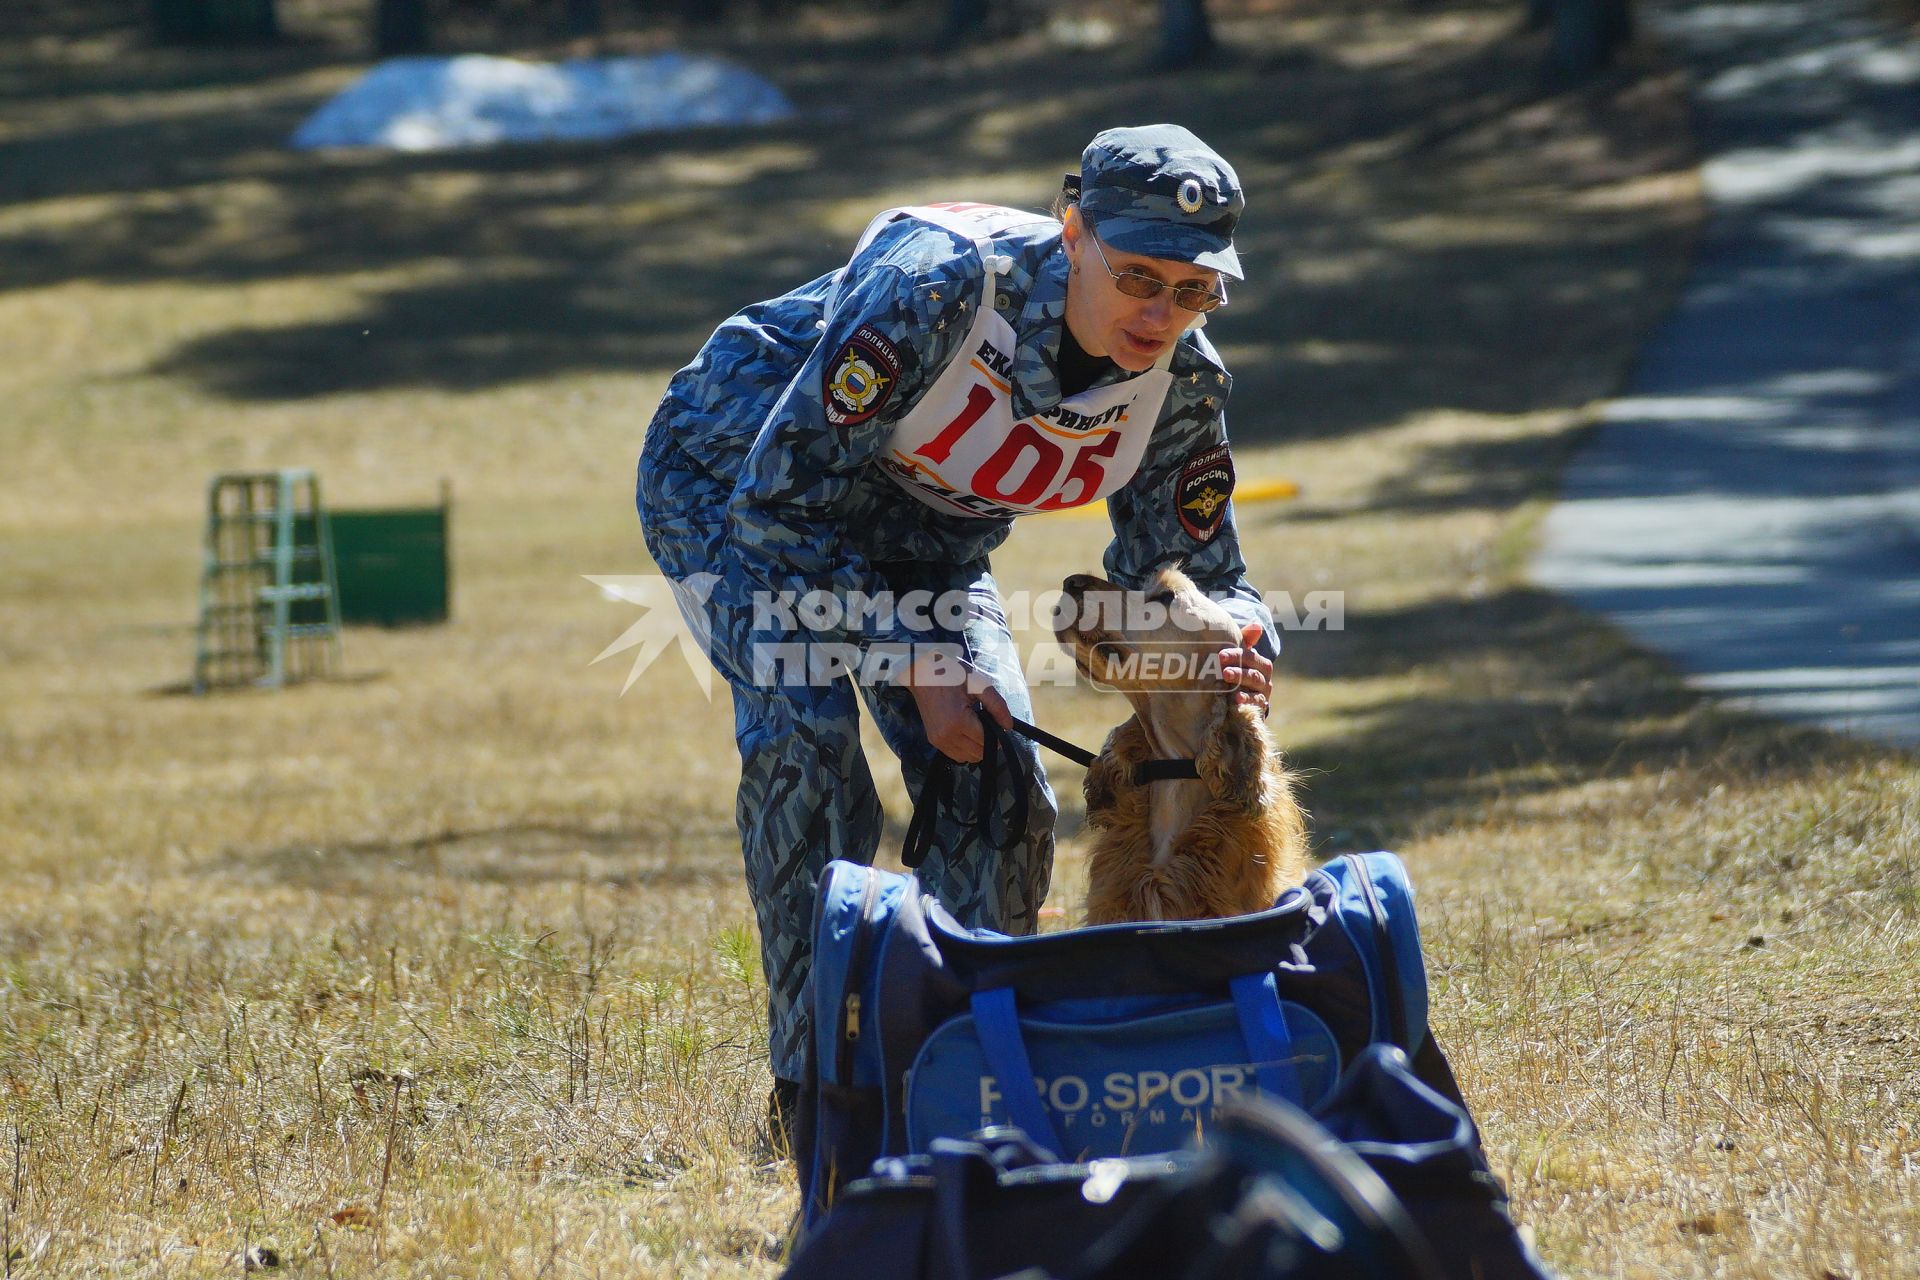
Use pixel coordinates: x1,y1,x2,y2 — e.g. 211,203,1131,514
1076,123,1244,280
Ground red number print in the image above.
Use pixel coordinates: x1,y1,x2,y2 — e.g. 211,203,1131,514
1037,432,1122,510
915,383,996,464
974,423,1066,507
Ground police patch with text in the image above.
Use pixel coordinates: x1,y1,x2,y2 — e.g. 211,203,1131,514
1175,443,1236,542
824,324,902,429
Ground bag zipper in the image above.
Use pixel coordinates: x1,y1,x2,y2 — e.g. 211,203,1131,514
1353,856,1409,1049
836,872,882,1085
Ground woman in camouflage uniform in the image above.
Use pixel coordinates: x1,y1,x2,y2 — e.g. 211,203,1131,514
636,124,1276,1125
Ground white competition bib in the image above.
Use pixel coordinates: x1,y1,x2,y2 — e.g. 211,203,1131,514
851,203,1176,520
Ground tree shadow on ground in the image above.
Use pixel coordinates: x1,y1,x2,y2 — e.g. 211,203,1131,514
207,820,737,896
2,0,1696,435
1280,581,1899,855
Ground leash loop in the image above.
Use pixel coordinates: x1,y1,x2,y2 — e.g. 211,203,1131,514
901,708,1031,871
899,710,1201,869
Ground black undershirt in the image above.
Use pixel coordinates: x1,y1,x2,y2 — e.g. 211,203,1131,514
1056,323,1117,399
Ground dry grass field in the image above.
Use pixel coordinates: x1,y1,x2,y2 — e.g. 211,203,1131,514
2,1,1917,1276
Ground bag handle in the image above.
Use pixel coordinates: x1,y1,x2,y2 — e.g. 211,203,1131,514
1229,971,1305,1102
970,974,1305,1161
968,987,1062,1156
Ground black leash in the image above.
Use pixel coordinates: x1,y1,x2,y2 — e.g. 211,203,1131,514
1005,713,1096,768
900,709,1200,870
1006,712,1202,783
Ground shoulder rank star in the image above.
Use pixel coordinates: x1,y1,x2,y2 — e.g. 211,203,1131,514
1183,486,1228,521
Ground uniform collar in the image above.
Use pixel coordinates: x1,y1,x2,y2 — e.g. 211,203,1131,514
997,238,1064,420
1007,236,1171,419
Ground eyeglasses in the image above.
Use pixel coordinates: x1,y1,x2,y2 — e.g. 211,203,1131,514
1086,232,1228,313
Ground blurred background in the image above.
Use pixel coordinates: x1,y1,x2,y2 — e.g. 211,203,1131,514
2,2,1916,1277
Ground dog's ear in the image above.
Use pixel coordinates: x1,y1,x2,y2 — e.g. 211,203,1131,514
1198,702,1272,816
1084,717,1147,828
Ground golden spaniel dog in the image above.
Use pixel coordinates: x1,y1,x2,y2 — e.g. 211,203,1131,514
1055,567,1308,925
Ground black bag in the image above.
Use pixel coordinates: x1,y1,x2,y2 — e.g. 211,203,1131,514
781,1046,1550,1280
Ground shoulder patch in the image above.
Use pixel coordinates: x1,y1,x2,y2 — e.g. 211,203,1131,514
1175,444,1235,542
824,324,902,428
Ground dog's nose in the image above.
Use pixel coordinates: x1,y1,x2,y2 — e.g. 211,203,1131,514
1062,574,1100,595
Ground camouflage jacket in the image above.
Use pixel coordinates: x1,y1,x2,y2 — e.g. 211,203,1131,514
647,213,1276,657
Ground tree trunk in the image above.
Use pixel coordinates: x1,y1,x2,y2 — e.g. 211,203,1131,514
375,0,430,55
1602,0,1634,46
153,0,279,43
565,0,602,37
1157,0,1215,67
937,0,990,48
1545,0,1632,82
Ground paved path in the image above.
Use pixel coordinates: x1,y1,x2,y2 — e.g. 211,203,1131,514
1535,0,1920,748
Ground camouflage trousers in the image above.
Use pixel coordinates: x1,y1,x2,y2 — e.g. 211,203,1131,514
638,496,1056,1083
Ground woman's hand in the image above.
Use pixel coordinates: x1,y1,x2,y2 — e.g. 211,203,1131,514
1219,622,1272,718
904,651,1014,763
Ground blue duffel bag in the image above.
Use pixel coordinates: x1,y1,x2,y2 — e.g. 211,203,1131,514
794,852,1472,1230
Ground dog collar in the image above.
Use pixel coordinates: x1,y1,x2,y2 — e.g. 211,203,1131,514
1134,758,1202,783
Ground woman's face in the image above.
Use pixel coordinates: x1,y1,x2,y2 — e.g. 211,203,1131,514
1062,212,1221,373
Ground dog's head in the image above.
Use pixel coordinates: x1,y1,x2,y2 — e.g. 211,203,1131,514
1054,565,1243,703
1056,566,1272,813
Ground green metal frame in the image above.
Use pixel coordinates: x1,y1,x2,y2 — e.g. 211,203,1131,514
192,469,343,693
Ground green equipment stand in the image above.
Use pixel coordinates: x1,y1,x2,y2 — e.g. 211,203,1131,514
192,469,343,693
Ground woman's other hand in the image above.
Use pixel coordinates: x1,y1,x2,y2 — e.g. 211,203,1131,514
1219,621,1272,718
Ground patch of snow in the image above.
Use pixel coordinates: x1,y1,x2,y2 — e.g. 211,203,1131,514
290,53,794,152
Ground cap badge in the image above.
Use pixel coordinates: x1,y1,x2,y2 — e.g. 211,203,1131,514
1176,178,1204,215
